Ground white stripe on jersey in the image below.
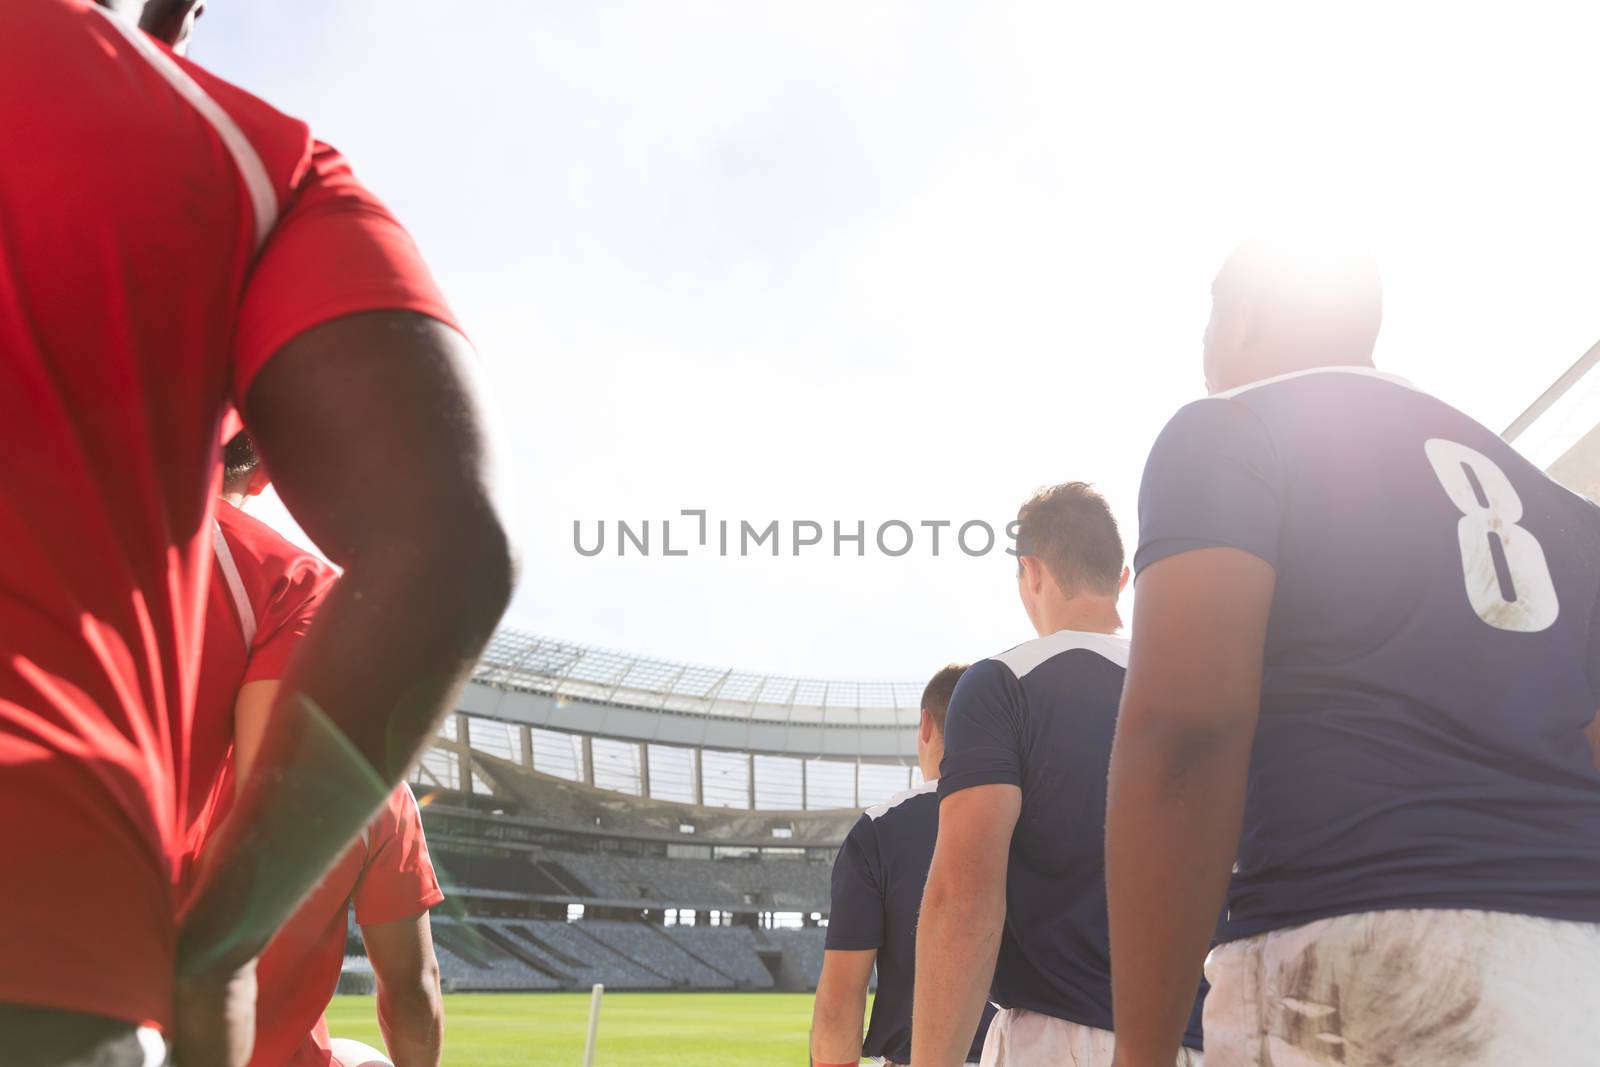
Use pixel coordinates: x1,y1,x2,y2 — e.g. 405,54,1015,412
211,519,256,651
864,779,937,821
991,629,1129,680
91,7,279,249
1211,365,1418,401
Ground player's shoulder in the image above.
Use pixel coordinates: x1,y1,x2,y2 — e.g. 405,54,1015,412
951,655,1018,695
368,782,426,845
216,503,335,579
1212,364,1420,404
167,49,316,191
987,629,1129,682
387,781,424,824
862,779,937,824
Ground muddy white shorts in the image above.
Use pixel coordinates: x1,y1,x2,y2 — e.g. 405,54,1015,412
328,1038,393,1067
977,1007,1203,1066
1204,908,1600,1067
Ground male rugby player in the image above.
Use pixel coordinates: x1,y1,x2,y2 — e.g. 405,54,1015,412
811,665,994,1067
1,4,511,1064
191,435,445,1067
914,485,1204,1066
1107,238,1600,1067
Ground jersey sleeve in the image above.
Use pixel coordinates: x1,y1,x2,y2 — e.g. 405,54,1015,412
823,816,883,951
242,555,337,684
231,141,461,406
1133,397,1285,576
352,785,445,927
937,658,1027,798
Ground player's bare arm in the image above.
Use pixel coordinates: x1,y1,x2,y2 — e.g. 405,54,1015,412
1105,547,1273,1067
176,312,513,1039
179,680,274,879
912,783,1018,1067
364,912,445,1067
229,678,279,791
809,948,875,1065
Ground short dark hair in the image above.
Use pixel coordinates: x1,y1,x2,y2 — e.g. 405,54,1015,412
921,664,968,735
1015,482,1124,597
222,431,261,493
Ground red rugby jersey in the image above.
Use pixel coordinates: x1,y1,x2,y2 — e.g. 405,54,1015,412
188,505,442,1067
180,502,337,868
250,784,443,1067
0,0,458,1029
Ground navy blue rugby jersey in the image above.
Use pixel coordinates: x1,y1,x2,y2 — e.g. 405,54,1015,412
938,631,1206,1050
826,782,995,1063
1136,366,1600,940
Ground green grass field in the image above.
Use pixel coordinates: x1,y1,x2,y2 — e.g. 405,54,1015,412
325,991,823,1066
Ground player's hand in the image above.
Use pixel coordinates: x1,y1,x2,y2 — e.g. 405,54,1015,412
172,959,258,1067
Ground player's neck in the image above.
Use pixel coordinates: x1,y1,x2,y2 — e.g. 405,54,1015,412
96,0,145,24
1033,594,1122,638
1243,350,1376,387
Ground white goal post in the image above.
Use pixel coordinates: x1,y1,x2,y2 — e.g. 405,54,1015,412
582,983,605,1067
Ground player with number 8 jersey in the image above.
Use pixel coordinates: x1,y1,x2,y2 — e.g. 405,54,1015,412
1136,365,1600,936
1106,238,1600,1067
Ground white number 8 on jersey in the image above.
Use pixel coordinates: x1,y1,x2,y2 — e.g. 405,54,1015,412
1425,437,1559,633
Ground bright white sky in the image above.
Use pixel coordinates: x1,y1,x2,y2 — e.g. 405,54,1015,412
197,1,1600,682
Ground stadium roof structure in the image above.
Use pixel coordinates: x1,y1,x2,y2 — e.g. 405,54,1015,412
460,629,923,761
1505,340,1600,502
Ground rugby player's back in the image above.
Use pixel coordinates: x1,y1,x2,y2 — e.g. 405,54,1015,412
827,783,994,1063
1137,366,1600,936
0,0,455,1030
940,631,1204,1049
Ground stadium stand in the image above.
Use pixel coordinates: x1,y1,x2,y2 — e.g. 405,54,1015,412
663,925,774,990
431,845,591,897
468,755,859,847
430,918,560,991
581,920,733,988
549,850,828,911
764,927,829,989
391,916,782,993
341,630,936,993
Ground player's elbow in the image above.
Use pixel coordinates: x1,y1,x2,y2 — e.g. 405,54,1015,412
438,506,517,629
925,848,1003,917
810,988,854,1030
373,501,517,653
379,966,445,1040
921,869,987,932
921,864,957,916
1113,702,1254,789
809,983,864,1058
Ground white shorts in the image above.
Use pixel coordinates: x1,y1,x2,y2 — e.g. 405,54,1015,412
1204,908,1600,1067
978,1007,1203,1067
328,1037,393,1067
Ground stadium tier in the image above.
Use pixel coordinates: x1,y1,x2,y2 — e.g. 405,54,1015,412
374,632,920,992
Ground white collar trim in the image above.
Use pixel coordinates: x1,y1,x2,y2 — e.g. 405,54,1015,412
864,778,936,820
991,629,1129,680
1212,365,1417,400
